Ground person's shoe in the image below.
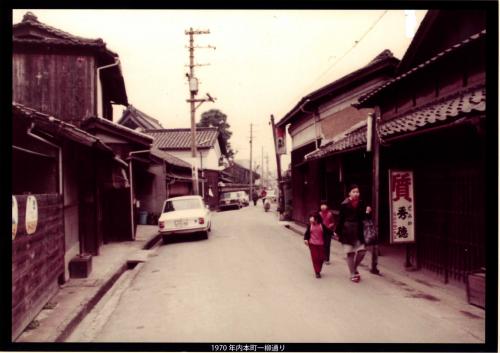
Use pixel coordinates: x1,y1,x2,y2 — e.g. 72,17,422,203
354,271,361,280
315,273,321,278
324,260,331,265
350,276,360,282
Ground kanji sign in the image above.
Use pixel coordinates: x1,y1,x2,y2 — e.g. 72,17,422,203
275,125,287,155
389,170,415,243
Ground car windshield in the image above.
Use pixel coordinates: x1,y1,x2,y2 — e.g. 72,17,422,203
163,198,202,213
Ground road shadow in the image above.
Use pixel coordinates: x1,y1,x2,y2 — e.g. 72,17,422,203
161,232,208,245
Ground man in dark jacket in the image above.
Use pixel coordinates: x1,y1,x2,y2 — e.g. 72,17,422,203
252,191,259,206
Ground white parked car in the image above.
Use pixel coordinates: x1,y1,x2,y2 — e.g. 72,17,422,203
158,195,212,241
265,189,277,203
236,191,249,206
219,191,243,210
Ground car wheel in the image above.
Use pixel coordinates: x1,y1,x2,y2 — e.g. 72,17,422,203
162,235,169,244
202,231,209,239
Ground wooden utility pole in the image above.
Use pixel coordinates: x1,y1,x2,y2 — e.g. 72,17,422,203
270,114,284,213
370,111,381,274
265,153,269,189
249,123,254,198
185,27,215,195
261,145,264,188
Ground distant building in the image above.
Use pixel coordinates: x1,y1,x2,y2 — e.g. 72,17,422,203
223,162,260,186
117,105,164,131
144,127,227,208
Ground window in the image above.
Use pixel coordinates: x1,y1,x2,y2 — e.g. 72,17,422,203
163,198,202,212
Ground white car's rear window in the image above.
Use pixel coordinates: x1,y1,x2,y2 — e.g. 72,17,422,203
164,199,202,212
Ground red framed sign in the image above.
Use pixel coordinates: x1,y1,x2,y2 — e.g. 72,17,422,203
389,170,415,244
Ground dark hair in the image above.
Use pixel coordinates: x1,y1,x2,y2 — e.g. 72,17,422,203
320,200,328,206
308,211,323,224
348,184,360,193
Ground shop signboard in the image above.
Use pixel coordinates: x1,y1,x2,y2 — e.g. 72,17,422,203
389,170,415,244
25,195,38,235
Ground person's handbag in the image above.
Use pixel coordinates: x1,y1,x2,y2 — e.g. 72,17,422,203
363,219,377,245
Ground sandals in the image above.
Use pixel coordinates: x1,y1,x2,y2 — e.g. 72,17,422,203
351,272,361,282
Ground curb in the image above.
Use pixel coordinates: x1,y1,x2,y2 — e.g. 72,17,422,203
143,232,162,250
53,233,160,342
54,263,128,342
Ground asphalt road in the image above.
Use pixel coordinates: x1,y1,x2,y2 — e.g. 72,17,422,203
67,203,485,343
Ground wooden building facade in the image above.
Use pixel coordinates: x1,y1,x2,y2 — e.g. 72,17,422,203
277,50,399,224
12,12,131,338
356,10,488,283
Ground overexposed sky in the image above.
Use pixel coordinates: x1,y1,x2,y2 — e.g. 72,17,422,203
13,9,427,172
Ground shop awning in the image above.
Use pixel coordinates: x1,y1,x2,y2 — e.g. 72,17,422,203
305,85,486,162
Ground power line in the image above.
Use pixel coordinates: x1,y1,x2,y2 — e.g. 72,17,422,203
283,10,389,112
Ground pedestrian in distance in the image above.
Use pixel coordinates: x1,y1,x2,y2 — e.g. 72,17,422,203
261,189,267,205
319,201,335,265
304,212,332,278
252,191,259,206
333,184,372,283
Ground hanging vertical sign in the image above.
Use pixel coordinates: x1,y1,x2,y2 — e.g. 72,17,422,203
276,125,287,155
12,196,18,240
25,195,38,235
389,170,415,244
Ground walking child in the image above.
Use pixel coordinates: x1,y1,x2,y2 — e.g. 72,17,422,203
319,201,335,265
304,212,332,278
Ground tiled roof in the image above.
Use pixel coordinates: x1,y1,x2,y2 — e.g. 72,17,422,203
13,102,112,152
144,128,219,150
13,12,112,51
81,117,153,145
358,30,486,106
118,105,164,130
306,85,485,161
150,148,192,169
379,85,485,137
305,121,367,160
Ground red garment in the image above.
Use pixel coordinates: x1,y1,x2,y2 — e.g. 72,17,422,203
320,210,334,229
309,244,324,274
350,198,360,209
309,223,324,245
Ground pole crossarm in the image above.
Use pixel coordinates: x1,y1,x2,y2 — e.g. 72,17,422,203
184,63,211,67
185,29,210,35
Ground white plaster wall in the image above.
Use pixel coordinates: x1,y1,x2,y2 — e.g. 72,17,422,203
165,142,223,171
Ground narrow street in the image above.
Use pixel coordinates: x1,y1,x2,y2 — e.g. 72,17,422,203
67,204,484,343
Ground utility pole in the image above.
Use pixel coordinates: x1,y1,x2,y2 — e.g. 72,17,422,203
249,123,253,199
369,111,381,275
261,146,264,188
265,153,270,189
185,27,216,196
270,114,284,214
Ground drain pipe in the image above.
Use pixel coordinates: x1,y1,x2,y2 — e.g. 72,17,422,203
96,58,120,118
27,122,63,194
128,150,151,240
300,99,321,149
